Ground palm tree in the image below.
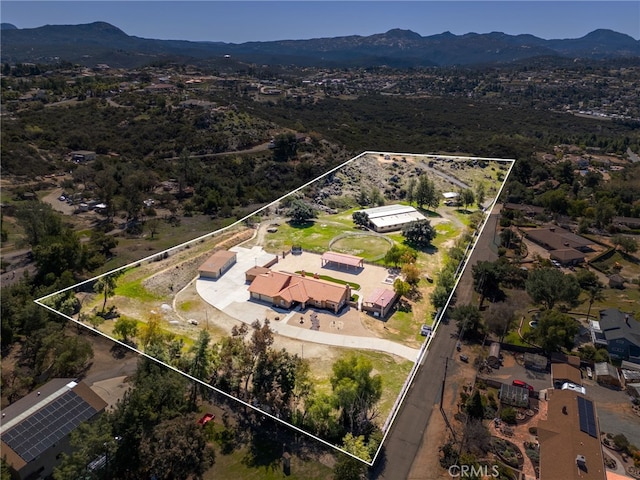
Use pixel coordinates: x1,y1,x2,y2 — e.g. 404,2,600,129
585,283,605,322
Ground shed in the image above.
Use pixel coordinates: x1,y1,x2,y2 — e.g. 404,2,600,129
487,342,501,369
525,352,548,371
594,362,622,388
627,383,640,398
608,274,626,289
198,250,237,279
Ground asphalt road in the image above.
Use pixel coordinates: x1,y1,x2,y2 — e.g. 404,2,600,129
370,206,501,479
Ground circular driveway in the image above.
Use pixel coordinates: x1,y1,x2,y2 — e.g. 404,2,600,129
195,246,419,361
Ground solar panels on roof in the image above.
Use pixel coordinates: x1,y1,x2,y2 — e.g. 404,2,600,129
1,390,98,462
577,396,598,438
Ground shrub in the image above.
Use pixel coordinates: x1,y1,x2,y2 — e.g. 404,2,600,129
500,406,517,424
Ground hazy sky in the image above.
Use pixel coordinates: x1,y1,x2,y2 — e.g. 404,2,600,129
2,1,639,43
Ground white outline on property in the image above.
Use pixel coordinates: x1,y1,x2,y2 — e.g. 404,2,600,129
35,151,515,466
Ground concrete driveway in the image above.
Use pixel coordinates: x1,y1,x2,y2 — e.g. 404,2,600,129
195,245,276,310
195,246,420,361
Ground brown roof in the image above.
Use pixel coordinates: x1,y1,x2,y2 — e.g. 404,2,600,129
503,203,545,215
552,363,583,386
538,390,606,480
526,227,592,251
198,250,236,274
248,271,348,304
550,248,585,262
245,266,270,277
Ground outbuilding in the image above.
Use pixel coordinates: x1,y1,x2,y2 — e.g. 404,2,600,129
198,250,237,279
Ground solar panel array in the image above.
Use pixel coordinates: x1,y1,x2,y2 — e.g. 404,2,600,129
577,396,598,438
1,390,98,462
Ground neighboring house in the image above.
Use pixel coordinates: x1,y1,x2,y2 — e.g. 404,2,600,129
538,389,606,480
552,363,583,389
362,287,397,317
143,83,177,93
198,250,237,280
356,204,426,233
524,226,593,266
612,216,640,229
549,248,585,266
590,309,640,363
248,270,350,314
0,379,107,480
503,202,545,218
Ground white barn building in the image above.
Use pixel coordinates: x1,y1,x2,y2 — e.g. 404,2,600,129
358,204,426,233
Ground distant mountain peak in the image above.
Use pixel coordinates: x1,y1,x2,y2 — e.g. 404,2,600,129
384,28,422,40
1,23,18,30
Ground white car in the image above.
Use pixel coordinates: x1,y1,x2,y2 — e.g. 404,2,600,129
420,324,433,337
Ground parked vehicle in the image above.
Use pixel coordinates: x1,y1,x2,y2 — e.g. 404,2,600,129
460,354,469,363
512,379,534,392
420,324,433,337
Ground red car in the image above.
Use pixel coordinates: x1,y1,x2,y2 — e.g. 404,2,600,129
197,413,215,426
512,379,534,393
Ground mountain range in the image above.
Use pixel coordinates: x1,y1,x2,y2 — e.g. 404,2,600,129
1,21,639,68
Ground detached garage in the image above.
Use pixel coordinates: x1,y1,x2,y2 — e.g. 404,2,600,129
198,250,237,279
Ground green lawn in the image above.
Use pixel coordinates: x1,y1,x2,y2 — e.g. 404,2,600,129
264,220,348,253
294,271,361,291
330,235,390,261
114,278,163,302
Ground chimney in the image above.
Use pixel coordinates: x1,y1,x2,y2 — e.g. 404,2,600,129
625,314,630,327
576,454,587,471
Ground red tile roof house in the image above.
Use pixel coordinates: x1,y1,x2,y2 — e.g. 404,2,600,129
362,287,398,318
248,270,350,314
198,250,237,279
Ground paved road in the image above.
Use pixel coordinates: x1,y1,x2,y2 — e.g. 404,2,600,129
370,205,501,479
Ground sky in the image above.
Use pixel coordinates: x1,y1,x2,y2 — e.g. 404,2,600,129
2,1,639,43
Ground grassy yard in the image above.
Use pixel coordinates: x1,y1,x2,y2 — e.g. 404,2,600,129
308,349,413,425
330,235,390,261
264,220,349,254
590,250,640,279
205,429,333,480
114,277,163,302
